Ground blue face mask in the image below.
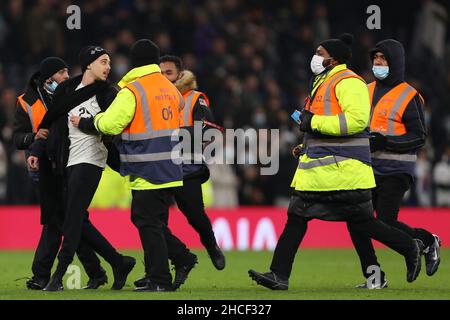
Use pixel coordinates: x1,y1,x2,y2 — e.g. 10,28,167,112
49,81,58,92
44,80,58,93
372,66,389,80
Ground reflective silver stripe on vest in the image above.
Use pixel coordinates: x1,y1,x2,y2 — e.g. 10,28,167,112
298,156,349,169
368,83,376,121
371,151,417,162
338,113,348,135
307,138,369,148
120,152,175,162
121,129,178,141
323,71,354,115
128,81,153,131
387,85,416,135
23,100,36,132
180,152,204,162
183,91,196,126
121,82,179,141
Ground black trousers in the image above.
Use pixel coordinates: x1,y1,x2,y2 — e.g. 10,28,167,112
55,163,122,276
31,158,104,279
348,174,435,278
31,224,105,279
172,177,217,249
270,189,417,279
132,188,189,286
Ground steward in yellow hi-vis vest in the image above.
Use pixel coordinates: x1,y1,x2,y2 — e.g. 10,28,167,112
93,40,191,292
348,39,440,286
149,55,225,286
249,34,423,291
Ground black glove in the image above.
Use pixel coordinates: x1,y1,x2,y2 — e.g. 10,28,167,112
292,144,303,159
299,110,314,132
369,132,387,152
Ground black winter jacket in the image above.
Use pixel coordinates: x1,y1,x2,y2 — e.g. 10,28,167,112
13,71,52,150
370,40,426,153
30,75,119,174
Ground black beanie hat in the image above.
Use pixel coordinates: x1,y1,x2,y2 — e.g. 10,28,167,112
319,33,354,64
130,39,160,68
79,46,109,72
39,57,68,83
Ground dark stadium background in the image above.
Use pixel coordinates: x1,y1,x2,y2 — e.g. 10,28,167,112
0,0,449,208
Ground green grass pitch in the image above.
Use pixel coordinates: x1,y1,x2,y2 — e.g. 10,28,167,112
0,249,449,300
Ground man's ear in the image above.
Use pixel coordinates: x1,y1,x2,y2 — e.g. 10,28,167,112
330,58,339,66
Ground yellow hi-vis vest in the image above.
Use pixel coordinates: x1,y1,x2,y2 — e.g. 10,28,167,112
290,67,375,192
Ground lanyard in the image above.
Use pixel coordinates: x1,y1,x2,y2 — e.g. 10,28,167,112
36,86,49,111
302,69,331,111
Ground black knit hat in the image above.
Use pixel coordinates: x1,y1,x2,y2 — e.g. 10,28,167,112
130,39,160,68
319,33,354,64
79,46,109,72
38,57,68,83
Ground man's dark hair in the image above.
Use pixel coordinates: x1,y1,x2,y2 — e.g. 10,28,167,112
160,55,183,72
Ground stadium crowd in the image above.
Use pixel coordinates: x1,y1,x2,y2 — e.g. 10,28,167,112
0,0,449,207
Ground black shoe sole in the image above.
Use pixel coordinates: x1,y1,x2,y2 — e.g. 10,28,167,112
134,287,173,292
134,278,150,288
355,280,388,289
83,278,108,290
42,286,63,292
248,270,288,290
26,283,46,290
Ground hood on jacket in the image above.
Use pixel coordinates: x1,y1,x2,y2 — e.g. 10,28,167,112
22,71,46,105
370,39,405,86
174,70,197,95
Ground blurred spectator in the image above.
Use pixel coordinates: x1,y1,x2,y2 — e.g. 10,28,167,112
27,0,65,60
433,146,450,207
414,149,432,207
209,162,239,208
0,87,37,204
0,141,7,203
412,0,448,60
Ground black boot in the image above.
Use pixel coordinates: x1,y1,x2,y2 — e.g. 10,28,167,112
248,269,288,290
43,274,64,292
111,256,136,290
134,281,173,292
206,244,226,270
26,276,49,290
83,273,108,289
406,239,424,283
173,254,198,290
134,274,150,288
424,234,441,276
